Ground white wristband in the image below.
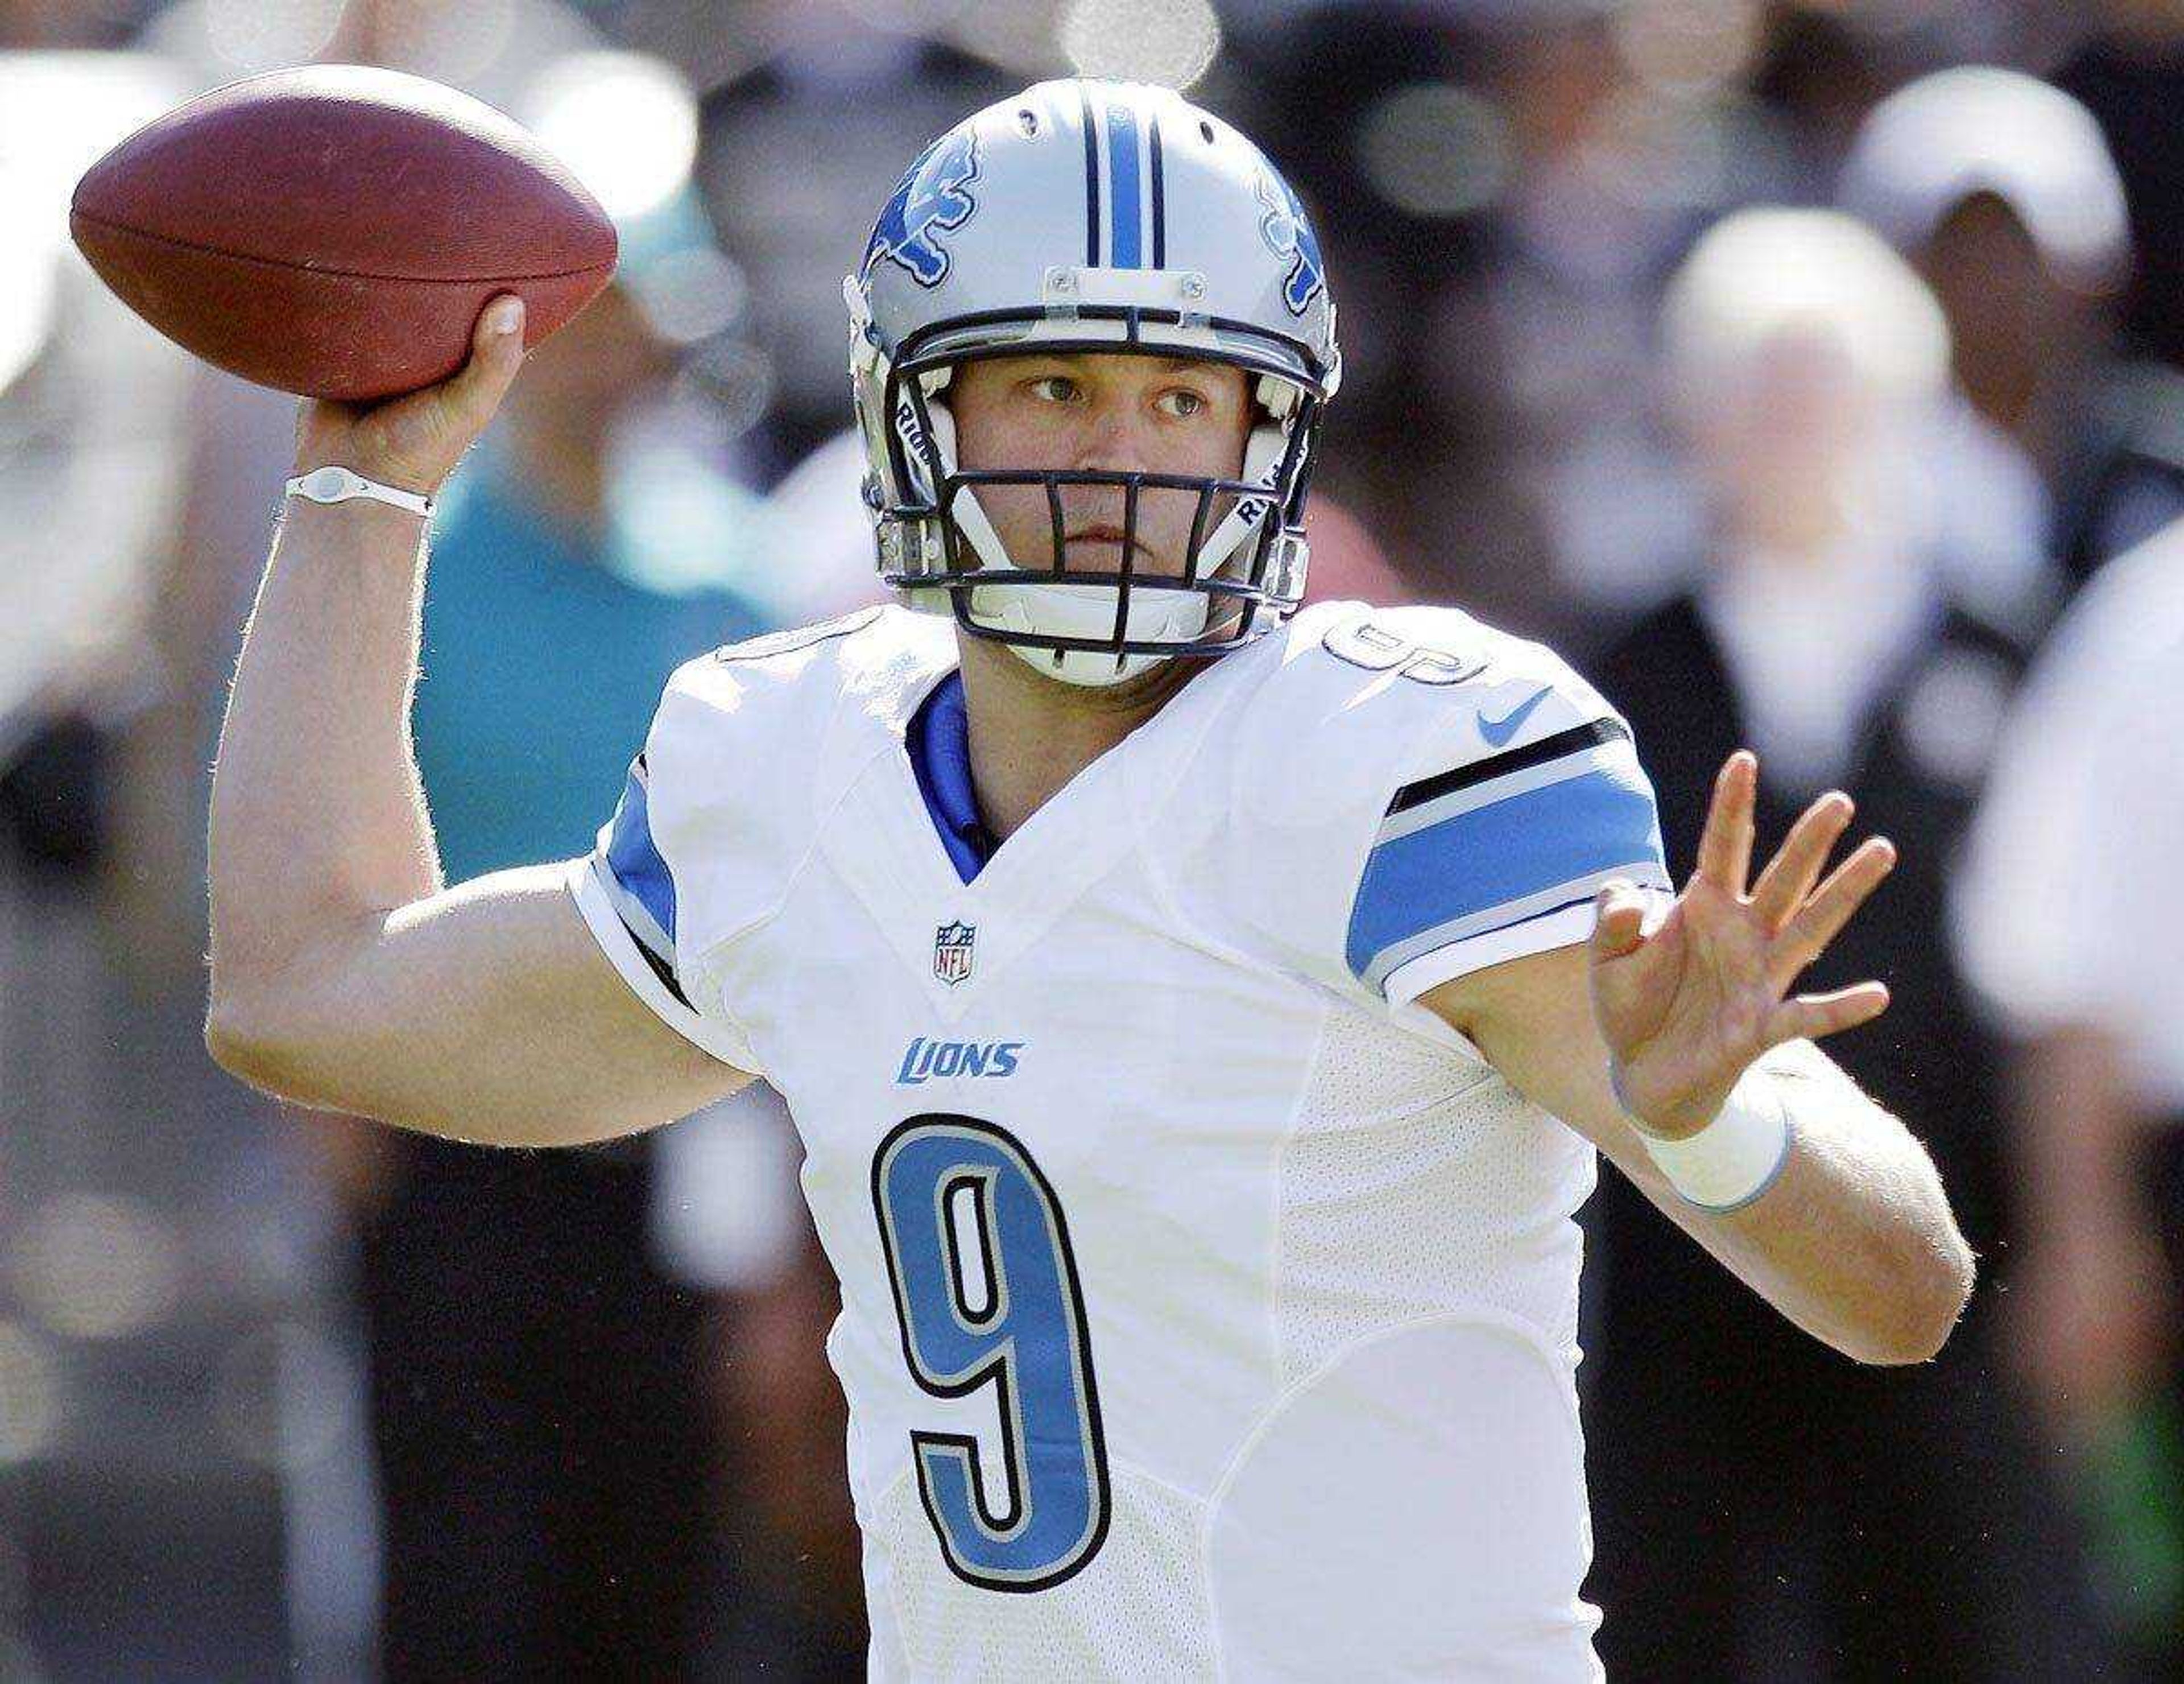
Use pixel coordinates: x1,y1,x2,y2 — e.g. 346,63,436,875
1612,1062,1794,1213
286,464,434,518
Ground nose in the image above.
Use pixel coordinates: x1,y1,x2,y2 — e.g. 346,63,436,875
1068,393,1156,474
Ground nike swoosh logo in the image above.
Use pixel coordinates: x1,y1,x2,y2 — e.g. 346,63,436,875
1477,687,1552,747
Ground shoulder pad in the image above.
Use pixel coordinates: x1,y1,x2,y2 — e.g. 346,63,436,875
636,605,950,960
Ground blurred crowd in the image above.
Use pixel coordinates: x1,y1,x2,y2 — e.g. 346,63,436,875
5,0,2184,1677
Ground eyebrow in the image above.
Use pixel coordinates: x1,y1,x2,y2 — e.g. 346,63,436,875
1031,352,1221,376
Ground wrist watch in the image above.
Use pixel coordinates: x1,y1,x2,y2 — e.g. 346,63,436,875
285,464,435,518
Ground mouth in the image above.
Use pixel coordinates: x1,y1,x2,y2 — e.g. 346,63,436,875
1064,526,1155,559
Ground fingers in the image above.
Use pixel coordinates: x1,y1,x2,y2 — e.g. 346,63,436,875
1769,836,1896,987
1749,789,1853,930
1769,980,1889,1044
1590,879,1650,961
1692,750,1757,894
442,294,527,423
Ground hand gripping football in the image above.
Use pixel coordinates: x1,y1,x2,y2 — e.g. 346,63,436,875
69,64,617,402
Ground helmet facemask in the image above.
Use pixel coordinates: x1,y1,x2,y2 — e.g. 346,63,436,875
856,313,1327,687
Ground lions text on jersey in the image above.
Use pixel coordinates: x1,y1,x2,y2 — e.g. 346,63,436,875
569,600,1671,1680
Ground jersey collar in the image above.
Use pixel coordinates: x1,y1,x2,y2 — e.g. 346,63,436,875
906,670,994,884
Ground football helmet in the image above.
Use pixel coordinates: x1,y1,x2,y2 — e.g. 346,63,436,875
846,79,1341,686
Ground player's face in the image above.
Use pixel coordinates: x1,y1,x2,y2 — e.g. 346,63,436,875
947,352,1254,577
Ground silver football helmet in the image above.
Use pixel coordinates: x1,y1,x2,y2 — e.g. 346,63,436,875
846,79,1342,686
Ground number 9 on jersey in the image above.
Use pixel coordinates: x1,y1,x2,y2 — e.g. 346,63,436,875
870,1116,1112,1591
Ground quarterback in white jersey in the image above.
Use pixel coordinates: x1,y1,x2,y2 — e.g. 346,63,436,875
576,598,1662,1676
209,78,1975,1684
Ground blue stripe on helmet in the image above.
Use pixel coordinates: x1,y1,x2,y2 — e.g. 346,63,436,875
1106,100,1141,268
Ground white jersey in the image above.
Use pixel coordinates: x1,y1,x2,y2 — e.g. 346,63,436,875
568,600,1672,1681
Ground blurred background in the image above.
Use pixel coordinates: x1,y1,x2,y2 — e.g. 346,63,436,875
6,0,2184,1677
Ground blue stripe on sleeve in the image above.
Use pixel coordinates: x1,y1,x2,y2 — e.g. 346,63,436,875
1106,101,1141,268
603,767,677,944
1346,764,1665,981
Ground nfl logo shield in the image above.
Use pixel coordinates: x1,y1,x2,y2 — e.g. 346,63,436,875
933,920,976,987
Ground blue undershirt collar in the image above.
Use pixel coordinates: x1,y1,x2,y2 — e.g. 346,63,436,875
907,670,994,884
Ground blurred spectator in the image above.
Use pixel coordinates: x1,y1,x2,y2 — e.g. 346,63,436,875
1951,521,2184,1668
1842,65,2184,601
0,21,307,1681
298,191,772,1679
0,45,193,767
1581,208,2106,1679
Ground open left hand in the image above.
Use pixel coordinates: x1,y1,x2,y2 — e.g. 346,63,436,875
1590,751,1896,1138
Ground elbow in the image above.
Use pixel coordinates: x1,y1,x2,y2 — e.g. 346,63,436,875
1846,1229,1976,1367
204,988,311,1100
204,994,278,1085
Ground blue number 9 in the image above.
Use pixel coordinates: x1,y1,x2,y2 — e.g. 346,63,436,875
870,1116,1111,1591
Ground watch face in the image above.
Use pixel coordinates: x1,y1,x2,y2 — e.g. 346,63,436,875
307,467,349,497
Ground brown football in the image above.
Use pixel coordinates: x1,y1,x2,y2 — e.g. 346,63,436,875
69,64,617,402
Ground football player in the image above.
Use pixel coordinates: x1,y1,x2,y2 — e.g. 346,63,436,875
208,80,1974,1679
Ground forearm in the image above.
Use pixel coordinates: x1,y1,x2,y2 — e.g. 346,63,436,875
1633,1042,1974,1364
206,493,441,1013
1442,942,1975,1364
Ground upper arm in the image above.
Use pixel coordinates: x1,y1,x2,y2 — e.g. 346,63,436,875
207,857,757,1148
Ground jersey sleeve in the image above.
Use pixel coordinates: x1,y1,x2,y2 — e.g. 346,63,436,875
566,675,767,1076
1341,629,1674,1008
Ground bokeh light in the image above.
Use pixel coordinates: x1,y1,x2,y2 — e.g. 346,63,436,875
3,52,185,389
0,176,56,398
366,0,520,86
202,0,346,71
8,1194,183,1342
524,50,701,222
1060,0,1221,89
625,246,750,346
674,338,778,440
1355,84,1512,220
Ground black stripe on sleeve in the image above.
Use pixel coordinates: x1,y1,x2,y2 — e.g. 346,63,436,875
1080,85,1101,266
1387,718,1629,816
618,909,696,1013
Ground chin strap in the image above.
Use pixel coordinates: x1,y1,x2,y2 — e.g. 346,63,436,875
903,369,1296,686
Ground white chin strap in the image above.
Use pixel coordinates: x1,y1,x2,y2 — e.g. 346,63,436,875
977,581,1211,686
915,372,1292,688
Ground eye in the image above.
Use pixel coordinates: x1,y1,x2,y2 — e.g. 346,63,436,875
1027,373,1081,403
1158,387,1210,419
